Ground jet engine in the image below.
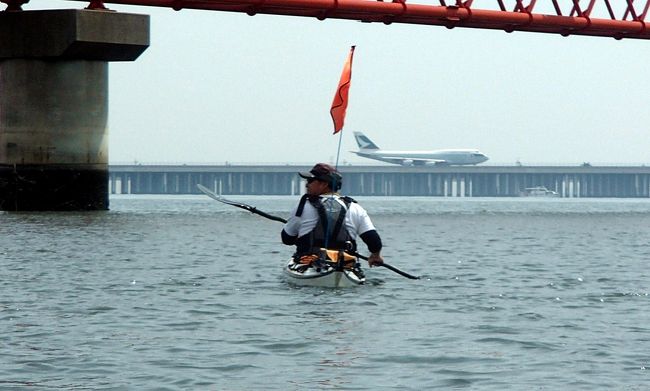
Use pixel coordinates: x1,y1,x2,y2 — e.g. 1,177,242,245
400,159,414,166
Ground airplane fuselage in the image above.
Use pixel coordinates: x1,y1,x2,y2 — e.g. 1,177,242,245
352,131,489,166
354,149,488,166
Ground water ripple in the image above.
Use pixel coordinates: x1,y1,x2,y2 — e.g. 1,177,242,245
2,196,650,390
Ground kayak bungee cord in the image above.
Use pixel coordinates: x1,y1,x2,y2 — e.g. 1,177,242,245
197,184,420,280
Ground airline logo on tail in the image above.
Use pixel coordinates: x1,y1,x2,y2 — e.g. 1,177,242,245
354,132,380,150
352,131,489,166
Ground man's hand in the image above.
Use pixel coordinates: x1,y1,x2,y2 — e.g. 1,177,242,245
367,252,384,267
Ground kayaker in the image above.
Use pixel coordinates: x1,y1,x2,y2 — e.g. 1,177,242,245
281,163,384,267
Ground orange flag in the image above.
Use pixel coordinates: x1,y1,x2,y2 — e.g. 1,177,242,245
330,46,355,134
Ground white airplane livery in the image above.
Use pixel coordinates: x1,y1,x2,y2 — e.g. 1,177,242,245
353,131,489,166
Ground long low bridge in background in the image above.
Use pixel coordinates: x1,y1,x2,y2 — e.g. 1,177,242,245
109,164,650,198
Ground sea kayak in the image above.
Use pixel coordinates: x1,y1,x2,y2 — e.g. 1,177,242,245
284,257,365,288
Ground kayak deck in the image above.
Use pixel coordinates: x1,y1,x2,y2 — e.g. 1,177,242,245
284,259,365,288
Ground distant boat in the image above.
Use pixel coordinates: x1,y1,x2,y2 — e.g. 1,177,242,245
520,186,560,197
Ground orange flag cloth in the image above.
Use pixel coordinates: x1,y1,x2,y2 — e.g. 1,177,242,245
330,46,355,135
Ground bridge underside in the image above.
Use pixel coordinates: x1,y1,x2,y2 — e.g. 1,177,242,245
71,0,650,40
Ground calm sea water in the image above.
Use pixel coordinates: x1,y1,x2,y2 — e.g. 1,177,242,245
1,196,649,390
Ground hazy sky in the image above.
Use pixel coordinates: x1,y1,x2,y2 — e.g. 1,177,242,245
37,1,650,165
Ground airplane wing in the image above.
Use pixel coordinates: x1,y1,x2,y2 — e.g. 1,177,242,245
385,156,447,166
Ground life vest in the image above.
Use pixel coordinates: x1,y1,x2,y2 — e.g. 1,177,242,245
295,194,356,253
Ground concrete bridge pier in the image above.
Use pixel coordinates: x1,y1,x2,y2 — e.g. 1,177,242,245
0,9,148,210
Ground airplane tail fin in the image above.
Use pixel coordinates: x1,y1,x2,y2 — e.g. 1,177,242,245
353,131,380,150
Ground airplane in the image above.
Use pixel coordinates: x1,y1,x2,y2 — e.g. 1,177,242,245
352,131,489,166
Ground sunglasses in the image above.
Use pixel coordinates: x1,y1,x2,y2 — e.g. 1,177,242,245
306,177,322,184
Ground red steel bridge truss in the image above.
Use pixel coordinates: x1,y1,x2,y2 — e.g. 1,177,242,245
5,0,650,40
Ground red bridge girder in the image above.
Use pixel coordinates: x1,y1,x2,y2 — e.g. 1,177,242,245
66,0,650,40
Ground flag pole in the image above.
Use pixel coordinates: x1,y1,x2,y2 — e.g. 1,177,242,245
334,127,344,170
326,45,356,248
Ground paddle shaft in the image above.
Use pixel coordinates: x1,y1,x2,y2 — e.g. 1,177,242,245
197,184,419,280
249,207,287,223
350,251,420,280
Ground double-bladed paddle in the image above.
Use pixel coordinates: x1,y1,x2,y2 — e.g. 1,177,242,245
197,184,420,280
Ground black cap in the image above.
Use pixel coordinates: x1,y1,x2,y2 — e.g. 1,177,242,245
299,163,342,189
